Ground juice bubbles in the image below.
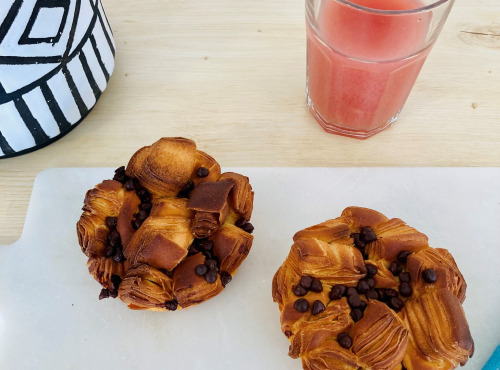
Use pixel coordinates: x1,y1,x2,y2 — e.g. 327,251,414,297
306,0,434,138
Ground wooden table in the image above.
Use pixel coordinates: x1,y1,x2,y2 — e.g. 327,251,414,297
0,0,498,245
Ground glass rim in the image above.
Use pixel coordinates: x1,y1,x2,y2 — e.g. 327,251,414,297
331,0,453,14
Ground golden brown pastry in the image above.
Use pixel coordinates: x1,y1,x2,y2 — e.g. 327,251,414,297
272,207,473,370
77,137,254,311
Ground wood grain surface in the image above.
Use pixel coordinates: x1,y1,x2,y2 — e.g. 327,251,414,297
0,0,499,244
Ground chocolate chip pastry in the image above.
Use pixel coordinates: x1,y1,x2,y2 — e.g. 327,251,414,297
272,207,473,370
77,137,254,311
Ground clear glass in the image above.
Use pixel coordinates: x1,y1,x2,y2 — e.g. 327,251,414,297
306,0,455,139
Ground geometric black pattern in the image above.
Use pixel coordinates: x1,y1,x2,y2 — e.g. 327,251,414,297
18,0,71,46
0,0,115,158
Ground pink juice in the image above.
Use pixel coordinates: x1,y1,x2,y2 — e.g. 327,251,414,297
306,0,432,137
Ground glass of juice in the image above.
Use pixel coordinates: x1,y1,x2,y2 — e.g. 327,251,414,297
306,0,455,139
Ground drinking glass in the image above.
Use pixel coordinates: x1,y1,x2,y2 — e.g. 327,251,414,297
306,0,455,139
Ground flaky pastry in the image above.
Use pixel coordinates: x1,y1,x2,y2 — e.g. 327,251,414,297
272,207,473,370
77,137,254,311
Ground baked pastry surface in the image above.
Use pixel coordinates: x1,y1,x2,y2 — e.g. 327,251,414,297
77,137,254,311
272,207,473,370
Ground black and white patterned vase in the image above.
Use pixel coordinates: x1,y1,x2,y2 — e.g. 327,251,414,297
0,0,115,158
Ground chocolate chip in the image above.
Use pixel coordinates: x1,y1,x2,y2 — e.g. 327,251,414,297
109,289,118,298
199,239,214,251
350,308,363,322
205,259,219,271
399,272,411,283
285,330,293,338
376,288,386,301
311,300,326,315
105,245,114,258
365,290,378,300
389,261,402,276
195,264,208,276
310,279,323,293
196,167,209,178
114,166,125,174
293,285,307,297
366,263,378,277
399,282,412,297
191,238,203,247
205,269,218,284
234,218,254,233
188,243,200,256
165,300,178,311
113,172,126,183
300,276,313,290
124,180,136,191
136,210,148,221
338,333,353,349
365,277,375,289
111,275,122,289
357,279,370,294
202,250,214,260
106,217,118,229
355,244,366,253
329,285,346,300
212,255,220,266
360,227,377,243
108,229,121,248
348,293,362,308
397,250,412,264
423,268,437,283
385,289,398,298
112,248,124,262
235,218,246,228
389,297,404,311
241,222,254,234
294,298,309,313
132,218,143,230
351,233,366,248
136,188,146,197
221,271,232,287
140,193,151,204
99,288,110,300
346,287,358,296
359,300,367,311
140,202,152,211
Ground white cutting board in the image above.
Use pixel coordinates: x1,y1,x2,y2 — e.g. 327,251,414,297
1,168,499,370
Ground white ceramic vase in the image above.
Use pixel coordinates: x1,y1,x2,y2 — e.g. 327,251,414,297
0,0,115,158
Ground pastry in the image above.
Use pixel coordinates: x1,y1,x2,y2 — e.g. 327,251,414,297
272,207,473,369
77,137,254,311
